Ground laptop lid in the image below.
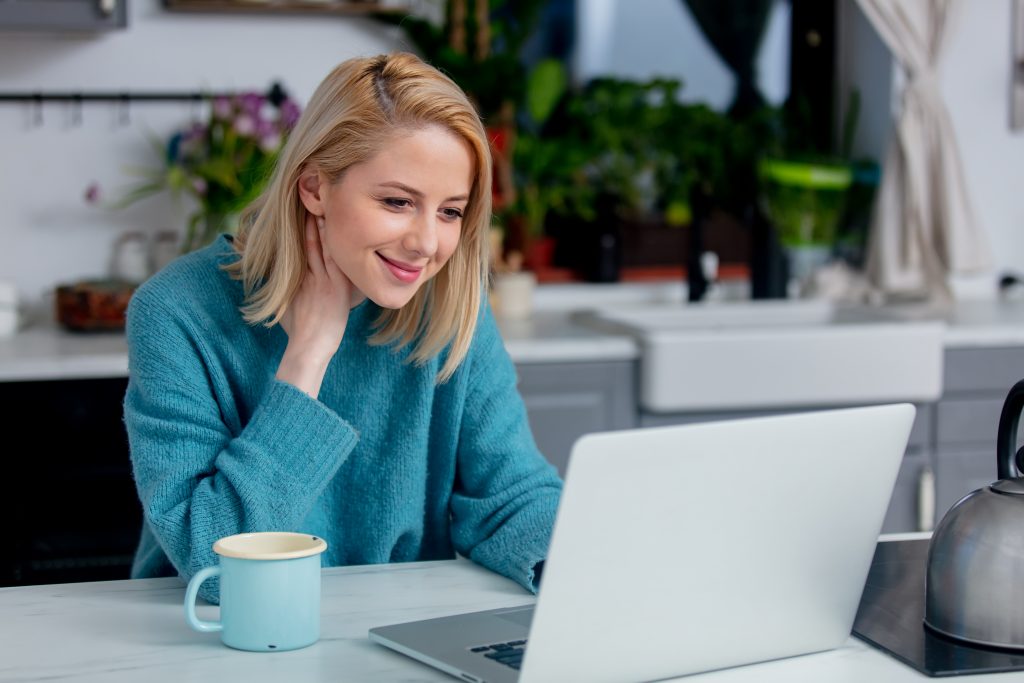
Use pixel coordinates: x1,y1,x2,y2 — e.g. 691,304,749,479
518,403,915,683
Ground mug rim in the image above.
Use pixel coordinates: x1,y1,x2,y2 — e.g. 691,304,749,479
213,532,328,560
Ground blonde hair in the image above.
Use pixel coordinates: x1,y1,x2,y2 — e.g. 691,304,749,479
224,53,492,382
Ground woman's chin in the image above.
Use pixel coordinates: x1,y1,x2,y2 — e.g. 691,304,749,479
365,288,418,310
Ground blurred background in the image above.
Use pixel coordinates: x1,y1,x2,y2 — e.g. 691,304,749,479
1,0,1022,587
0,0,1016,317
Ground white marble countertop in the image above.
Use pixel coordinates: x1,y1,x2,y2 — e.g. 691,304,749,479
920,299,1024,348
1,553,1013,682
0,324,129,381
4,288,1024,382
496,311,637,363
0,310,638,383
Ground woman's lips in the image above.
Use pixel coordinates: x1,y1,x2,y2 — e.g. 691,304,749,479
378,253,423,284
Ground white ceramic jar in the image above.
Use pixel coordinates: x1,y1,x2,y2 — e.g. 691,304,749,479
112,232,151,283
0,281,19,337
492,271,537,320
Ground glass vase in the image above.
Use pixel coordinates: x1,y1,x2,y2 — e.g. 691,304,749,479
186,211,239,253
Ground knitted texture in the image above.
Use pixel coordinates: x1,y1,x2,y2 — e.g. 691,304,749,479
124,236,562,603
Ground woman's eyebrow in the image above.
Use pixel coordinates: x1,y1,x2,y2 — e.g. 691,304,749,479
378,181,468,203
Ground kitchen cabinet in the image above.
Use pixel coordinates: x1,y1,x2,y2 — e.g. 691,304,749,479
640,403,935,534
931,347,1024,519
0,358,637,586
0,0,126,31
629,346,1024,534
0,377,139,587
515,360,638,477
884,449,933,534
6,310,1024,584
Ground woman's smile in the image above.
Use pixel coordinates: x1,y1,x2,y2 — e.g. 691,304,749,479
377,252,425,284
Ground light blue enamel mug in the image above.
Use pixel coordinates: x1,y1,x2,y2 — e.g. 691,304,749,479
184,531,328,652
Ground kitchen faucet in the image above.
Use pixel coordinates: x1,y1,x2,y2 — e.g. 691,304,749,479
688,187,788,303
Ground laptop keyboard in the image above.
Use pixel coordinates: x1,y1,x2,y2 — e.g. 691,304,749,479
470,639,528,670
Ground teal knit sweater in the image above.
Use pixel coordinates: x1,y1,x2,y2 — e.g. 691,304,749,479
124,235,562,602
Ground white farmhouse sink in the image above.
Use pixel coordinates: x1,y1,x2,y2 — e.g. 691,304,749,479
576,300,944,412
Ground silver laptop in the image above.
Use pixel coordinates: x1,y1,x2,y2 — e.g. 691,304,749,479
369,403,915,683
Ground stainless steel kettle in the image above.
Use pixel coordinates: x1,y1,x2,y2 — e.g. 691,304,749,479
925,379,1024,649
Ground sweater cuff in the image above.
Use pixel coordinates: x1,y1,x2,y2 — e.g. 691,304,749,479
470,505,556,595
224,380,358,514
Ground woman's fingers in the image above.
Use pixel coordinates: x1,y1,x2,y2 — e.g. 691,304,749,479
305,213,326,276
316,216,335,275
302,212,352,304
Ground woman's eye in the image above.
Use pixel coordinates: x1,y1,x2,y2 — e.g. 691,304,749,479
383,197,412,210
441,207,464,221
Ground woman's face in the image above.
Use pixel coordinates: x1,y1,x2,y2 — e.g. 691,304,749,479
306,125,474,310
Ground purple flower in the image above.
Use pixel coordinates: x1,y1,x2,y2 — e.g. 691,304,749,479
280,99,301,129
192,177,208,196
233,114,257,137
180,123,207,156
184,121,206,140
239,92,265,117
259,132,282,153
256,118,275,137
84,182,101,205
212,96,233,121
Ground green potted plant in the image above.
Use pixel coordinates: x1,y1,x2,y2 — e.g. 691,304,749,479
755,92,866,289
504,58,596,267
532,77,749,281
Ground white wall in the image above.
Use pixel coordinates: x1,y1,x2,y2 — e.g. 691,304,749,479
941,0,1024,289
0,0,402,315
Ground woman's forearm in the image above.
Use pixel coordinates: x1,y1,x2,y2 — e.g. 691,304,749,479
276,344,333,399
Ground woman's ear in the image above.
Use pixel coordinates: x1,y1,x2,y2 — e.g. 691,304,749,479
297,166,326,216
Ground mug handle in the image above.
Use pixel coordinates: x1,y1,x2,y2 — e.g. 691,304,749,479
184,566,223,633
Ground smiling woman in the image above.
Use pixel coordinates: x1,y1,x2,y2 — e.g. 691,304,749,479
121,52,562,604
297,126,472,312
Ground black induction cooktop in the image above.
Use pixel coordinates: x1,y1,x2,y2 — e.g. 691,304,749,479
853,539,1024,677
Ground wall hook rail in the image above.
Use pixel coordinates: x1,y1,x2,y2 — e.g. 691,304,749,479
0,84,288,127
0,90,210,104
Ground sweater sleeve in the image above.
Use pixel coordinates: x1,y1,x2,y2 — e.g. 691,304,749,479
449,304,563,593
123,291,358,597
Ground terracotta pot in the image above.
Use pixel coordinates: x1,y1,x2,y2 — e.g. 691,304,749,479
55,280,136,332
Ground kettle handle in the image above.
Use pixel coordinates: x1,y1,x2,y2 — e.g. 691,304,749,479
997,379,1024,479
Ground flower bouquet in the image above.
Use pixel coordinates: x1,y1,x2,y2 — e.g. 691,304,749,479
118,87,301,253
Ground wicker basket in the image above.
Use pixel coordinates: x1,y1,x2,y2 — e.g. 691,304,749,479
55,280,136,332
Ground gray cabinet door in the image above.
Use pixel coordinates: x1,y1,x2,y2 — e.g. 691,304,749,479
0,0,126,30
516,361,637,476
933,447,997,521
639,403,933,534
934,347,1024,522
640,403,931,451
881,451,932,534
943,348,1024,394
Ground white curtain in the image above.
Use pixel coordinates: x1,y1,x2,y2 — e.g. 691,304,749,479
856,0,991,299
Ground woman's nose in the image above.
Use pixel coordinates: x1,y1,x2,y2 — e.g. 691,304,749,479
403,213,438,257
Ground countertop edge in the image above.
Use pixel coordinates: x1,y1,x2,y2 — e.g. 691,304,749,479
5,299,1024,382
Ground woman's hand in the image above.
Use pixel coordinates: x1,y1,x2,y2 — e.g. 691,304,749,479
276,214,353,398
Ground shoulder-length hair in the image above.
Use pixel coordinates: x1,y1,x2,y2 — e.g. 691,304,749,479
224,52,492,383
